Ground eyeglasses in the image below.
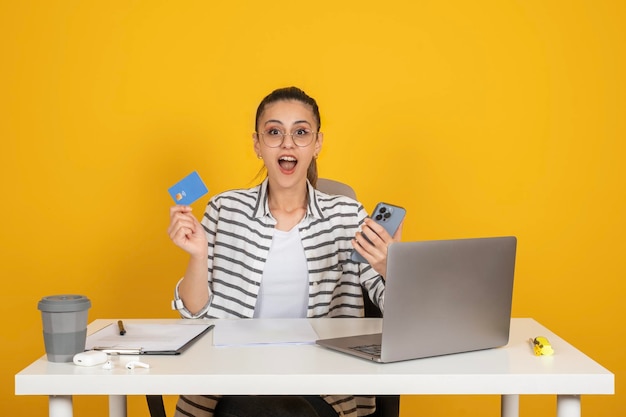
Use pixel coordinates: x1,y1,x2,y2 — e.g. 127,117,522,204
257,128,317,148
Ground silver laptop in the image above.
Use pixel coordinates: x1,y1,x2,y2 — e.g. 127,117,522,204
316,236,517,363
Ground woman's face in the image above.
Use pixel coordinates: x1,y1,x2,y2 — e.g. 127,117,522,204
254,99,323,189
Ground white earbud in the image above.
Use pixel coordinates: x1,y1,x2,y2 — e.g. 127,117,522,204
126,360,150,370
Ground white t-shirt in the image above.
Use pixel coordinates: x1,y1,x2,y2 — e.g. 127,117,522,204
253,225,309,318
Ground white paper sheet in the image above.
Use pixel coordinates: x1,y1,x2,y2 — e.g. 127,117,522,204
213,319,319,347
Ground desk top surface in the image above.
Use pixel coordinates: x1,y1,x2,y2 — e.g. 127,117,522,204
15,318,614,396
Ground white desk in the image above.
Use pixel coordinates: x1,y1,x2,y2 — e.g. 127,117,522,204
15,318,613,417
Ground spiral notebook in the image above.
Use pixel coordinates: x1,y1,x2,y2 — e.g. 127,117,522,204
86,322,214,355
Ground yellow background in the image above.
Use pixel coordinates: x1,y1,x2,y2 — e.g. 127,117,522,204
2,1,624,415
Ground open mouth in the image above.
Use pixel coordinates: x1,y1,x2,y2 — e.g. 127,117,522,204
278,156,297,172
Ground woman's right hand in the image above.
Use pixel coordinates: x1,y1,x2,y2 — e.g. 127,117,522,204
167,206,208,258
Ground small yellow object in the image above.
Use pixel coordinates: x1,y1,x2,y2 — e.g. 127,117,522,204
529,336,554,356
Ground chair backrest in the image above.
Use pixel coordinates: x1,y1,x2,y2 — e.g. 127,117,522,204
316,178,383,319
316,178,357,200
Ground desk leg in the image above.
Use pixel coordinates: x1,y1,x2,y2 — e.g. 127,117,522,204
109,395,127,417
49,395,72,417
557,395,581,417
501,394,519,417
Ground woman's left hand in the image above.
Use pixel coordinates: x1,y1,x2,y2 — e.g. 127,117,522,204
352,217,404,277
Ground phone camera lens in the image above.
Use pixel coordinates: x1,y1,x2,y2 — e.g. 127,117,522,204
384,212,391,219
379,207,387,214
375,214,383,221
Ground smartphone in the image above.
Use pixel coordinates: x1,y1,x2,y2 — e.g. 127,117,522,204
351,202,407,264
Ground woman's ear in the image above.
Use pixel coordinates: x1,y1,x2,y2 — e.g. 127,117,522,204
253,132,261,157
315,132,324,156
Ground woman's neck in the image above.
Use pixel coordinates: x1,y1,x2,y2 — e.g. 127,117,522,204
267,181,308,231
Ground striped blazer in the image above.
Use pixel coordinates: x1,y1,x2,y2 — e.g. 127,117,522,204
174,178,385,417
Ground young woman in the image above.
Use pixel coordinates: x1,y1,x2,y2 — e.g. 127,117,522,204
167,87,403,417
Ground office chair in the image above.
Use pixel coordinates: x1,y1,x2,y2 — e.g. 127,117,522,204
147,179,399,417
316,178,381,319
316,178,399,417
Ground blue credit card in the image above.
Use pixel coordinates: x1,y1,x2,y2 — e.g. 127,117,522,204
168,171,208,205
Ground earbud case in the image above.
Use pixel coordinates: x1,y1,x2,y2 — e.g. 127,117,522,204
73,350,108,366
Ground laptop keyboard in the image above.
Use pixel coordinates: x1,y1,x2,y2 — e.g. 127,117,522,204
350,344,382,356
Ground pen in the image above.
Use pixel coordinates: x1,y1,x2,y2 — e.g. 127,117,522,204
93,347,142,354
118,320,126,336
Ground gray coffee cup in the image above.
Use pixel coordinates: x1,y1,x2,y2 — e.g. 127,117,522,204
38,294,91,362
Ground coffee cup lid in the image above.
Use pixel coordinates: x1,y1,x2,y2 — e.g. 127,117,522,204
38,295,91,313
